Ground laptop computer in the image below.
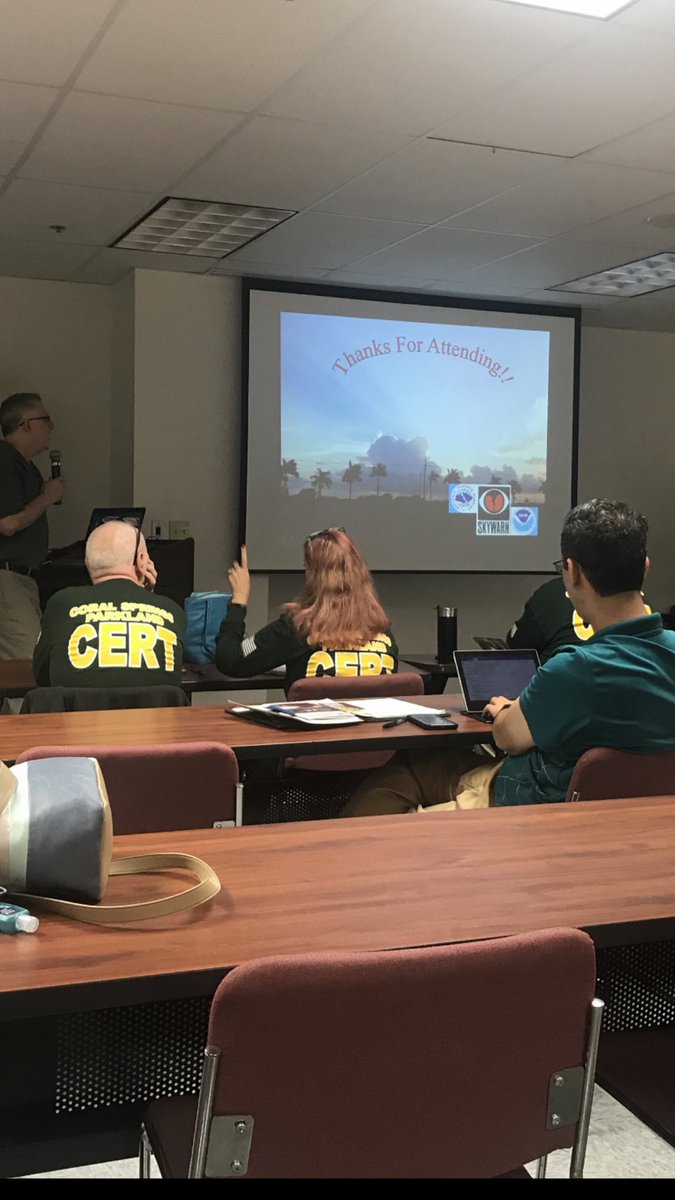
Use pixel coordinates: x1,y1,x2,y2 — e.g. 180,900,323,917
453,649,540,716
85,507,146,540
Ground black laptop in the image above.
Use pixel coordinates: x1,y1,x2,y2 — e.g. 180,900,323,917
85,507,146,540
453,649,540,716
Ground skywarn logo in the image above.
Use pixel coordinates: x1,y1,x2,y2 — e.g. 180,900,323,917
306,635,395,677
68,621,178,671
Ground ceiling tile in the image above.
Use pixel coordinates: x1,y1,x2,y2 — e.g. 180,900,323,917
19,92,243,191
343,227,543,281
450,239,655,293
616,0,675,35
584,111,675,173
177,116,410,210
0,0,117,86
75,0,372,111
313,139,562,224
0,81,59,173
0,179,157,246
569,190,675,250
324,268,435,293
0,237,97,282
72,246,217,285
442,161,675,239
582,286,675,331
432,24,675,157
265,0,592,135
222,212,425,271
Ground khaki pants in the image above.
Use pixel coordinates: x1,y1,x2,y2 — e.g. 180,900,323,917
0,570,42,659
342,747,504,818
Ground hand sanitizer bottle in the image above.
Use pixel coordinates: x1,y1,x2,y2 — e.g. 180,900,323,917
0,902,39,934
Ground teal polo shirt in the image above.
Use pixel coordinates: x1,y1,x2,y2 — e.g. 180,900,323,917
493,613,675,807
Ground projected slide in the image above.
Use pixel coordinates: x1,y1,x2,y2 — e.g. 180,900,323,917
281,312,548,545
244,287,577,572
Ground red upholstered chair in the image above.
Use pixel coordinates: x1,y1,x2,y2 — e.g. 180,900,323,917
15,742,242,833
566,747,675,803
139,927,603,1179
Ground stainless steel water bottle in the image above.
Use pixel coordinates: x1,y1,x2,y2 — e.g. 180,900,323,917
436,606,457,663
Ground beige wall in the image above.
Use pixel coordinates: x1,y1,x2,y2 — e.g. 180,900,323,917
579,326,675,610
0,276,112,547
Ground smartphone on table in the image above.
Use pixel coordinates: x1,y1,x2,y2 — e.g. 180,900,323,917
407,713,459,730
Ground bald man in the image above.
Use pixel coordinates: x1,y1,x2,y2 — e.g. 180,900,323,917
33,521,185,688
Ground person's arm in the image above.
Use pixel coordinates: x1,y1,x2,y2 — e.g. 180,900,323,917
0,478,65,537
215,606,297,676
506,598,545,654
487,649,591,758
483,696,535,755
32,598,57,685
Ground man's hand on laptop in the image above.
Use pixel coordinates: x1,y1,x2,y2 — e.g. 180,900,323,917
483,696,512,721
483,696,535,756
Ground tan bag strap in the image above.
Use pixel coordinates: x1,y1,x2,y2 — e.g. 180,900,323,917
15,853,221,925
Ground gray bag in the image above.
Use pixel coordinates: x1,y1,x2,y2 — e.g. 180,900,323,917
0,758,220,924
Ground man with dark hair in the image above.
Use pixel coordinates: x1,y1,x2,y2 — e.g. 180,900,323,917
344,498,675,816
0,392,65,658
506,501,652,661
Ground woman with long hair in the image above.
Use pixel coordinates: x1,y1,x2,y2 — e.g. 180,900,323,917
215,528,398,690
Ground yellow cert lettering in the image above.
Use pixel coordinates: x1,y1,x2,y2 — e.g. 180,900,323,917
306,650,334,677
129,623,160,669
68,624,97,670
358,652,382,676
155,627,177,672
98,622,128,668
381,654,394,672
334,652,358,676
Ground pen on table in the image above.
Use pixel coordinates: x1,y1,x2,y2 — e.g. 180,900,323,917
382,717,408,728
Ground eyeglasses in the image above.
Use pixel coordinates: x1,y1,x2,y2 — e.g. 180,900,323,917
304,526,346,547
553,558,566,575
24,414,53,427
92,516,142,565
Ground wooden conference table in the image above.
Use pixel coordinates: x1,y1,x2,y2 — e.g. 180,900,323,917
0,694,485,764
2,798,675,1175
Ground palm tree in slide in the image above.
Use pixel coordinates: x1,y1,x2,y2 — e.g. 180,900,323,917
428,470,440,499
370,462,387,495
281,458,299,491
310,468,333,498
342,460,362,499
444,468,462,485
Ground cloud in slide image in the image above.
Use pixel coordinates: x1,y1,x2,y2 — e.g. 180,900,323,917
280,311,551,488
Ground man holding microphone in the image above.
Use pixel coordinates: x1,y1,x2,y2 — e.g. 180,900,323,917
0,392,65,658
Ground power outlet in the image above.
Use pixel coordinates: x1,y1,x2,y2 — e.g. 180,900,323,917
149,518,168,539
169,520,191,539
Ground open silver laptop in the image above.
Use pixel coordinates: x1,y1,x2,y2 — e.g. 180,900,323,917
453,649,540,716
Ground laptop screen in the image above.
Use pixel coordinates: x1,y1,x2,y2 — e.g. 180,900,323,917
454,650,540,712
85,507,146,541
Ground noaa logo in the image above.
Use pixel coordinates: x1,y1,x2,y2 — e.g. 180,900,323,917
478,486,510,516
449,485,477,514
510,507,539,536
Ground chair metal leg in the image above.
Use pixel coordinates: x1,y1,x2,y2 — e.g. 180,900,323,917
535,1155,547,1178
139,1125,152,1178
570,997,605,1179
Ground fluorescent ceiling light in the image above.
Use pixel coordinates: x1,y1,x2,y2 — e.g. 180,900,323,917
552,252,675,298
113,197,295,258
495,1,638,18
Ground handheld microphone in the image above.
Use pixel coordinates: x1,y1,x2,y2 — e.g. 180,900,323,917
49,450,63,504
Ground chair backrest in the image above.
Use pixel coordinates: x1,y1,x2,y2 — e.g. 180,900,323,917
285,671,424,772
189,928,601,1178
15,741,240,833
20,685,189,713
566,746,675,802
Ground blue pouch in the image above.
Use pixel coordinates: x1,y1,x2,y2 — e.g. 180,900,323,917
184,592,232,664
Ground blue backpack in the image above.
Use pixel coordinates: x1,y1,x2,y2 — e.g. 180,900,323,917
184,592,231,664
